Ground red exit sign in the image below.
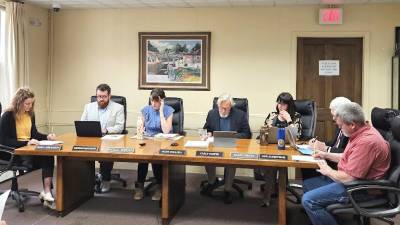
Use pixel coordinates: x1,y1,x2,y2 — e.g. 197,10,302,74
319,8,343,25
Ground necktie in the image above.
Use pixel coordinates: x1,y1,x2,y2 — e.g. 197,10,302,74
334,130,342,148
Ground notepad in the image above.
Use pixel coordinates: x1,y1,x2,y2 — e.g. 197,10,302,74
296,144,314,155
184,140,209,148
154,133,179,139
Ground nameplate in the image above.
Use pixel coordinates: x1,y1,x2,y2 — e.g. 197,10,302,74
159,149,186,155
35,145,62,151
107,147,134,153
196,151,223,157
231,152,258,159
259,154,288,160
72,145,98,151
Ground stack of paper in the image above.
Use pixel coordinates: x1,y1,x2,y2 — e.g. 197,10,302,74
292,155,320,163
184,141,209,148
38,140,63,145
101,135,124,140
154,133,179,139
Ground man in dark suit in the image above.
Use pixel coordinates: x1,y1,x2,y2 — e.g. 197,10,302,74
200,93,251,204
302,97,351,180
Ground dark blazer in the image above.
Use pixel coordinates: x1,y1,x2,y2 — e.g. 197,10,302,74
0,111,47,148
327,127,349,154
203,107,251,139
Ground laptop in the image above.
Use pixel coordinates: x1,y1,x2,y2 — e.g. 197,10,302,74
285,128,314,155
74,121,103,137
267,126,298,144
213,131,237,148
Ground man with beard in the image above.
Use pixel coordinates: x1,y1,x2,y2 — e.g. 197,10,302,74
81,83,124,193
200,93,251,204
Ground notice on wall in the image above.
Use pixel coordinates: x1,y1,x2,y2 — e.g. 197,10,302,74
319,60,340,76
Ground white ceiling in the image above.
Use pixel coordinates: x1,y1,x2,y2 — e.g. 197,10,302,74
23,0,400,9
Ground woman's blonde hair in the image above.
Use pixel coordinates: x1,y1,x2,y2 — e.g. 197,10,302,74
7,87,35,117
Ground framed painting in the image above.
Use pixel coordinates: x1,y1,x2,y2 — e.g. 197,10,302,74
139,32,211,90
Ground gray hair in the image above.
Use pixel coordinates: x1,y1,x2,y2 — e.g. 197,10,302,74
329,97,351,112
335,102,365,125
217,93,235,107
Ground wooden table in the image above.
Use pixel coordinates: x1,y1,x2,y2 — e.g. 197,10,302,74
15,133,317,225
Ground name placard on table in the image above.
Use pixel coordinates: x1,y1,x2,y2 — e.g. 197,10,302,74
72,146,98,151
35,145,62,151
259,154,288,160
196,151,223,157
230,152,258,159
159,149,186,155
107,147,134,153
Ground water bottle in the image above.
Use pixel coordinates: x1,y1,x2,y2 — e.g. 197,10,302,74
277,127,286,150
137,116,144,140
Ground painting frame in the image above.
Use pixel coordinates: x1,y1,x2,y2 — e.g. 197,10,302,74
138,32,211,91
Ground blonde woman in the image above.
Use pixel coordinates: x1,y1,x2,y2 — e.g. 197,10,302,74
0,87,56,209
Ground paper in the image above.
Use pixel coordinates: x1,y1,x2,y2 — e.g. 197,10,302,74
171,135,183,141
296,145,314,155
184,141,209,148
0,190,10,219
154,133,179,139
292,155,321,163
101,135,124,140
38,140,63,145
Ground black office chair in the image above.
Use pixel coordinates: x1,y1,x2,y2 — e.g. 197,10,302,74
294,100,317,141
143,97,185,196
371,107,400,141
327,115,400,225
90,95,128,192
200,97,252,198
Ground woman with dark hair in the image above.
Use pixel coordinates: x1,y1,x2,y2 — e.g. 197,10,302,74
134,88,174,201
264,92,301,134
0,87,56,209
261,92,302,207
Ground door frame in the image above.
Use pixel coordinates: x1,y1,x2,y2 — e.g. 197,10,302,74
291,31,370,113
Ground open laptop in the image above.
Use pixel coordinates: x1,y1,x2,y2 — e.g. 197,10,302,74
267,126,298,144
74,121,103,137
213,131,237,148
285,128,314,155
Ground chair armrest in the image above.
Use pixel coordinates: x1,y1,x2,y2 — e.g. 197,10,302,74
0,144,16,170
344,180,394,188
347,185,400,218
0,144,16,152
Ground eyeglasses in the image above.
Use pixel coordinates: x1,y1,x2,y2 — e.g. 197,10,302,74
96,95,109,99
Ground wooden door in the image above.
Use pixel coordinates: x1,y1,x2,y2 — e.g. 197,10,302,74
297,38,363,142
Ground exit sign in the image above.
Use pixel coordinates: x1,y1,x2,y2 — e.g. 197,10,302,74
319,8,343,25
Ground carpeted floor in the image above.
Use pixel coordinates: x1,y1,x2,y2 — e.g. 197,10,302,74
0,169,396,225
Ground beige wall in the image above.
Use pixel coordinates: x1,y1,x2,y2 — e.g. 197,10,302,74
25,4,49,132
49,4,400,135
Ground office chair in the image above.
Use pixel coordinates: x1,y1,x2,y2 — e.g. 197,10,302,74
370,107,400,141
327,116,400,225
143,97,185,196
294,100,317,141
200,97,252,198
284,100,318,203
90,95,128,192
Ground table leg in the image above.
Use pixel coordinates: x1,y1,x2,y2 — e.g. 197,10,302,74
56,157,95,216
278,168,287,225
161,162,186,225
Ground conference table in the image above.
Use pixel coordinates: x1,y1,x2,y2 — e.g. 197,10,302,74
15,133,318,225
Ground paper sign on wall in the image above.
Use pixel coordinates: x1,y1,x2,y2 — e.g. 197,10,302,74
319,60,340,76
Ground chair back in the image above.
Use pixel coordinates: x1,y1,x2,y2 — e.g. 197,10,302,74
164,97,184,135
90,95,127,134
212,97,249,119
294,100,317,140
0,102,2,115
371,107,400,141
386,117,400,207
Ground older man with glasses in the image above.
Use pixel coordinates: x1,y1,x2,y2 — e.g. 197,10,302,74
81,83,124,193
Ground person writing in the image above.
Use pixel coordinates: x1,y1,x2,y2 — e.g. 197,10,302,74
0,88,56,209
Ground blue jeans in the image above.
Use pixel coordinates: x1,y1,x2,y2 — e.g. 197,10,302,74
302,176,349,225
